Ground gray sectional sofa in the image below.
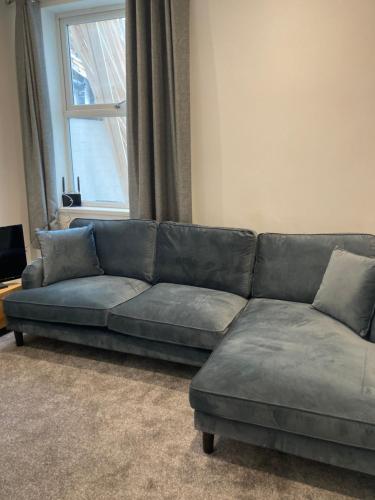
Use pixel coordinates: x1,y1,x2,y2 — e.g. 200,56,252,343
4,220,375,476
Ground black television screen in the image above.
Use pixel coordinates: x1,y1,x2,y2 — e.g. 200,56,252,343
0,224,27,283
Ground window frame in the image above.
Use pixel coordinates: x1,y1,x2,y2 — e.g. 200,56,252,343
58,7,127,209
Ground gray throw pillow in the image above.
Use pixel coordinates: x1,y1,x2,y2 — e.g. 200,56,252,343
312,248,375,337
37,225,103,286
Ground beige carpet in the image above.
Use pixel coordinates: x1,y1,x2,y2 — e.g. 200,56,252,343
0,334,374,500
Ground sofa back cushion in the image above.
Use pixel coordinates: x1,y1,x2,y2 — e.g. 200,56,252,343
70,219,157,282
253,233,375,303
155,222,257,298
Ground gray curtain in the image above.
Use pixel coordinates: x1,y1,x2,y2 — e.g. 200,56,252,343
126,0,192,222
15,0,59,247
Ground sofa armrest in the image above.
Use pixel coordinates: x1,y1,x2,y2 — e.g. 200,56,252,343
22,258,44,289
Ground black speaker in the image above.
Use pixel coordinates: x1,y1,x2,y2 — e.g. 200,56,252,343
62,193,82,207
61,176,82,207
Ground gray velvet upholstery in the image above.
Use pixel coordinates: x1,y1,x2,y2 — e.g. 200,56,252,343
70,219,158,283
312,249,375,336
194,411,375,477
190,298,375,451
7,223,375,476
4,276,150,327
6,318,210,367
253,233,375,303
156,222,257,297
21,258,43,289
37,225,103,286
108,283,247,350
371,318,375,343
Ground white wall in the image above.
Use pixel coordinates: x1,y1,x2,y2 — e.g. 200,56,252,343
0,3,30,256
1,0,375,245
191,0,375,233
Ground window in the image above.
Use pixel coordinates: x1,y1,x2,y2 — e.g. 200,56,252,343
59,9,128,208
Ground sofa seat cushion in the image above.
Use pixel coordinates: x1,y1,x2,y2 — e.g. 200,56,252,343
190,298,375,450
108,283,247,350
4,276,151,327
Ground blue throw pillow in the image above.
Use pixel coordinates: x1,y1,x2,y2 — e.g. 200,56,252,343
312,248,375,337
37,225,104,286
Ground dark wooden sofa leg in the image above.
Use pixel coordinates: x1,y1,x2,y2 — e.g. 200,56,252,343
202,432,214,454
14,331,24,347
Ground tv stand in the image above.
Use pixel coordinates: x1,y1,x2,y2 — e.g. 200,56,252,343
0,283,22,331
0,283,8,289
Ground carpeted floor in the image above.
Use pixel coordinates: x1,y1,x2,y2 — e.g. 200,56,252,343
1,334,374,500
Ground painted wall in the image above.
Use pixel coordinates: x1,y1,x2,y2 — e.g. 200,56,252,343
190,0,375,233
1,0,375,245
0,3,30,255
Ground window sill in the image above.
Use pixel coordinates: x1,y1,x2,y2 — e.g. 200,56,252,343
59,206,129,227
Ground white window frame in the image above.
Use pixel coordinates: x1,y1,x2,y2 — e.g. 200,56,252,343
58,7,127,209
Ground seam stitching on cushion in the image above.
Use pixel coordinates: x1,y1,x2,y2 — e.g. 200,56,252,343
6,315,106,327
5,290,148,311
194,411,375,452
6,300,109,311
109,328,218,350
160,221,257,235
70,218,156,226
190,388,375,427
259,232,375,238
109,313,232,333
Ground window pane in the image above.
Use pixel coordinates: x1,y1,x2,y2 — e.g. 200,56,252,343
69,117,128,206
67,17,125,105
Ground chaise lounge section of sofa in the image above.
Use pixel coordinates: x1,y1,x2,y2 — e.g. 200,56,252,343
190,233,375,475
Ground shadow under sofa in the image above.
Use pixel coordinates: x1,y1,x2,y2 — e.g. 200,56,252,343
4,220,375,477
